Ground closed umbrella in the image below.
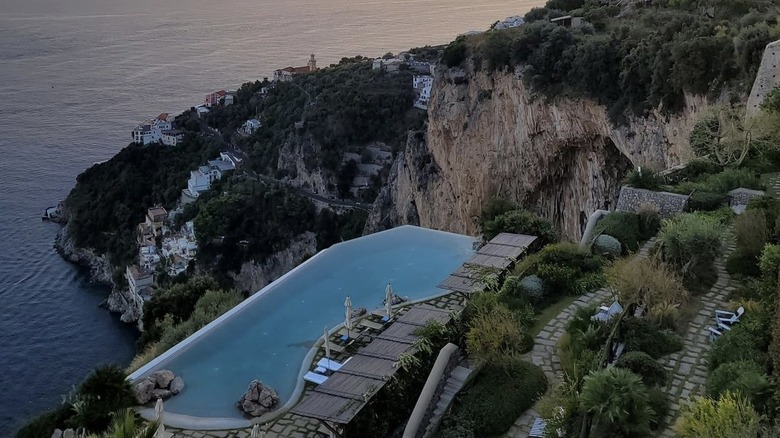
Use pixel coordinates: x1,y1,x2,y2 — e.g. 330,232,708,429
250,424,260,438
344,295,353,338
385,283,394,320
323,326,332,364
154,398,166,438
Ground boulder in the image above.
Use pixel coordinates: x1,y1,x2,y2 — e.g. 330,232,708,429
151,389,172,400
132,377,157,405
62,430,75,438
237,380,279,417
169,376,185,395
150,369,175,389
51,429,63,438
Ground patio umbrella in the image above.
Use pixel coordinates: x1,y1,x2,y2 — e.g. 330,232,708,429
344,295,353,337
154,398,166,438
323,326,332,362
385,283,394,320
250,424,260,438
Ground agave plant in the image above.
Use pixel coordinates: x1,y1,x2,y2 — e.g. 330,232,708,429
579,368,655,437
84,409,158,438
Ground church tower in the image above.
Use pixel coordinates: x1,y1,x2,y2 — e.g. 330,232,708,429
308,54,317,72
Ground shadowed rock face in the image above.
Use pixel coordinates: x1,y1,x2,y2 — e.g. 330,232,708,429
238,380,279,417
367,59,709,241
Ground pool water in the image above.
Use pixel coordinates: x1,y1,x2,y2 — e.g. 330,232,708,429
136,226,475,419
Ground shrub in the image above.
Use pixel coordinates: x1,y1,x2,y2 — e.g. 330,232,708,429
666,159,724,185
607,258,688,315
687,191,730,212
726,250,763,277
480,198,517,226
615,351,668,387
536,263,579,295
637,203,662,239
442,36,467,67
517,275,545,302
15,404,74,438
708,324,767,371
625,167,663,190
674,392,760,438
647,388,669,431
672,168,762,195
515,243,605,296
437,359,548,437
74,364,136,432
658,213,725,279
596,212,641,253
734,209,768,256
747,195,780,239
466,303,530,363
592,234,621,258
483,209,556,244
580,368,655,437
707,361,770,411
760,244,780,280
620,317,684,359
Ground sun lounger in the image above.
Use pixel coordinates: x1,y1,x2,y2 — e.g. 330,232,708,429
317,357,351,372
529,417,547,438
717,322,732,331
359,319,384,330
716,306,745,325
314,366,327,374
708,326,723,343
304,371,328,385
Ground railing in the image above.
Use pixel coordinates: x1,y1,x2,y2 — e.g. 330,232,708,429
403,343,461,438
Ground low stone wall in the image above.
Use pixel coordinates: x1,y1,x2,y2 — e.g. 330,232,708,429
615,186,689,218
728,188,765,207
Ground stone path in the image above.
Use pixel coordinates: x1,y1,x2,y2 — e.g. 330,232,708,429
761,172,780,197
657,238,737,436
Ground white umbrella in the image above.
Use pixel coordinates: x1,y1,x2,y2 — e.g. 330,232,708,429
154,398,166,438
385,283,394,320
323,326,332,362
344,295,353,337
250,424,260,438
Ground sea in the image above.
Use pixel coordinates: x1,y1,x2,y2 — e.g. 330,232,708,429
0,0,540,434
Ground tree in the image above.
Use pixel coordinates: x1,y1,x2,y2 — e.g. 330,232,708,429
85,409,158,438
482,209,556,243
690,105,780,166
579,368,655,437
674,392,760,438
74,365,137,432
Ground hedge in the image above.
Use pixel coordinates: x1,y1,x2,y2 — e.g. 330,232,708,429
437,359,548,437
596,212,641,253
707,360,770,411
616,351,668,387
620,317,683,359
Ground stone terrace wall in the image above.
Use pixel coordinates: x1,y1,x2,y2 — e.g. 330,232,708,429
615,186,689,218
728,188,765,207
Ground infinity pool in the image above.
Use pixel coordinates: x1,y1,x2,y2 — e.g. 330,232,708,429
130,226,475,421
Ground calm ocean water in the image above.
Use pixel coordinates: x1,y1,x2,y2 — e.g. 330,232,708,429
0,0,540,433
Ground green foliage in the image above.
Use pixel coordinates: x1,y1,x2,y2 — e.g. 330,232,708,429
482,31,514,72
647,388,670,431
658,213,724,280
442,36,468,67
707,361,770,411
64,136,219,265
620,317,684,359
687,191,730,212
579,368,655,437
727,210,768,277
708,323,768,371
674,391,760,438
748,195,780,239
763,85,780,114
608,257,688,318
637,204,662,239
437,359,548,437
515,243,606,297
74,365,137,432
85,409,158,438
480,198,518,227
466,302,532,363
615,351,668,387
517,275,546,302
625,167,663,190
672,168,763,195
482,208,556,244
596,212,641,253
592,234,622,259
666,159,724,185
15,404,74,438
760,244,780,280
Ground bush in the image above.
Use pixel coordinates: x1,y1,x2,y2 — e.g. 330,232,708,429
760,244,780,281
517,275,546,302
747,196,780,239
647,388,669,431
625,167,663,190
466,303,531,363
15,404,74,438
658,213,724,279
442,37,468,67
707,361,770,411
615,351,668,387
674,392,760,438
74,364,137,432
592,234,622,258
687,191,730,212
607,258,688,316
515,243,606,296
637,203,662,239
580,368,655,437
726,250,763,277
483,209,557,244
708,324,767,371
734,209,768,255
620,317,683,359
666,159,724,185
596,212,641,253
437,359,548,437
672,168,762,195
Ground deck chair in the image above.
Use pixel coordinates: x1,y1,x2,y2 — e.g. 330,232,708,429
317,356,351,372
303,371,328,385
708,326,723,343
716,306,745,325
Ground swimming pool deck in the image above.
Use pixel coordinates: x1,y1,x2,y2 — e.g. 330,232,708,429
162,291,468,438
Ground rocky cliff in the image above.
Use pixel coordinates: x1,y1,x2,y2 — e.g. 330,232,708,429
368,61,709,240
231,232,318,294
55,224,114,286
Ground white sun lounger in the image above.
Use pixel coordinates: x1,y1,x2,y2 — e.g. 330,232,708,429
317,356,352,372
303,371,328,385
716,306,745,325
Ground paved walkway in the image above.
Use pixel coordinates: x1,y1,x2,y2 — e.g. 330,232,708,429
657,237,736,436
761,172,780,197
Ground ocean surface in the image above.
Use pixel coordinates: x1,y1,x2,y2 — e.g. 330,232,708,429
0,0,540,434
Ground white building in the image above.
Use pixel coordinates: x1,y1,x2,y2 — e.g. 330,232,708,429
161,129,184,146
132,113,173,144
494,15,525,30
161,221,198,276
196,105,210,119
240,119,261,135
183,154,237,200
413,75,434,110
126,265,154,301
372,58,384,70
139,245,161,271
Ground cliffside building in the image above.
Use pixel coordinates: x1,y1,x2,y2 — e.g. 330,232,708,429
273,54,317,82
413,75,434,110
126,264,154,302
145,207,168,236
161,129,184,146
204,90,227,107
131,113,173,144
182,152,239,202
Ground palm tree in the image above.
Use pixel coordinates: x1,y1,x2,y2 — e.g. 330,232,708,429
579,368,655,437
84,409,158,438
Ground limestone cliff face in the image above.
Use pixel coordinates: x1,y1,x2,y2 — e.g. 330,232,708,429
231,232,317,294
277,133,335,197
55,223,113,285
368,61,708,241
